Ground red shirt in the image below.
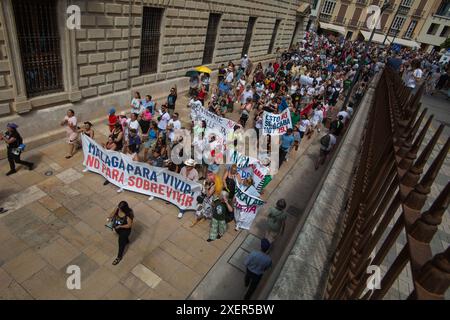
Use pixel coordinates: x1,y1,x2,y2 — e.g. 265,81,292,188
108,114,118,132
198,89,206,101
273,62,280,73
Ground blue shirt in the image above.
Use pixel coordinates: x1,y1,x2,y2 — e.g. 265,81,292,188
245,251,272,275
142,99,155,114
280,134,294,151
278,98,289,112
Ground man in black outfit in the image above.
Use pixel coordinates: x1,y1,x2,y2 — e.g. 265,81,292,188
0,123,34,176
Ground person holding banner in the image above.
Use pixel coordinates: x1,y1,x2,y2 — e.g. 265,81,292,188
207,191,233,242
177,159,199,219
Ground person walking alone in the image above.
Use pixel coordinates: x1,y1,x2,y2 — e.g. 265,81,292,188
244,238,272,300
107,201,134,265
0,123,34,176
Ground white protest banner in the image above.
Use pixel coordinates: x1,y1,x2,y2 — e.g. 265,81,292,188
262,108,292,135
228,150,270,192
82,135,202,210
190,104,236,144
233,183,265,230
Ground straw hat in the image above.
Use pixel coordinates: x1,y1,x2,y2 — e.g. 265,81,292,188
184,159,196,167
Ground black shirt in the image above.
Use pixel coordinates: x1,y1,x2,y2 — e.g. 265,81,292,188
7,130,21,149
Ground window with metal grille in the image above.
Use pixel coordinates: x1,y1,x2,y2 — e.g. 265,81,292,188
390,15,406,33
404,20,417,38
321,0,336,15
202,13,221,65
12,0,63,98
140,7,163,75
268,19,281,54
242,17,257,57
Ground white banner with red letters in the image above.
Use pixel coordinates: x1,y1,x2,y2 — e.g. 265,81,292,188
81,134,202,210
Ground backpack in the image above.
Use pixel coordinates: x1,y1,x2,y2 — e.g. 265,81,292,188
320,134,331,148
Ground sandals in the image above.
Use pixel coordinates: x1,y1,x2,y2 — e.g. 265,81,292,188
112,257,122,265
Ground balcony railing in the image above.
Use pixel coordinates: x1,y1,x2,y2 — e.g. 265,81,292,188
398,5,410,15
355,0,368,5
385,4,396,12
319,13,332,22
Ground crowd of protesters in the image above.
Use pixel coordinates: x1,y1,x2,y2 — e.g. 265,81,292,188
4,31,449,287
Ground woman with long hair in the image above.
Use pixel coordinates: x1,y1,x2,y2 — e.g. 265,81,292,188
107,201,134,265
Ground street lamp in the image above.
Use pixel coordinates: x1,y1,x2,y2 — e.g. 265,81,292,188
383,1,399,45
340,1,391,112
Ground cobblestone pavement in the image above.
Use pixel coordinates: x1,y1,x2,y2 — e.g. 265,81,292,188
0,92,321,300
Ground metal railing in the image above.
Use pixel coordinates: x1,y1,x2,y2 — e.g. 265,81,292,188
324,68,450,300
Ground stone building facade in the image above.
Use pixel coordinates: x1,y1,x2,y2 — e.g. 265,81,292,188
0,0,310,157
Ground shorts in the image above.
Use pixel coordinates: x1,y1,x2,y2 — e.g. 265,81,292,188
68,132,79,145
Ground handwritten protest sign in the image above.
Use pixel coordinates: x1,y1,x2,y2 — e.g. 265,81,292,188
262,108,292,135
82,135,202,210
233,183,265,230
228,150,270,192
190,104,236,144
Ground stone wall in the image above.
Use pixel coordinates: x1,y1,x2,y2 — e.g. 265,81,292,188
266,71,381,300
0,0,309,158
0,1,13,117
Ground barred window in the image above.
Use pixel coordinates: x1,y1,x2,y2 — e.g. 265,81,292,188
242,17,257,57
268,19,281,54
202,13,221,65
140,7,163,75
12,0,63,98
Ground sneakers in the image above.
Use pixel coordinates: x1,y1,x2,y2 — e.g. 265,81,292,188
6,169,16,176
82,168,89,173
235,226,240,231
177,212,183,219
148,196,154,201
117,188,124,193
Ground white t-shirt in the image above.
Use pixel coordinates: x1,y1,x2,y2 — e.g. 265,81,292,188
241,89,253,104
325,134,337,151
299,119,310,132
338,111,350,124
131,98,142,114
168,119,181,130
312,109,324,124
406,68,423,89
127,119,141,134
189,98,203,109
321,133,337,151
225,71,234,83
158,111,171,130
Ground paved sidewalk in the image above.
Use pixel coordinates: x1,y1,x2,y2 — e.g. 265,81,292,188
0,93,322,300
